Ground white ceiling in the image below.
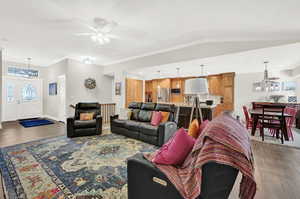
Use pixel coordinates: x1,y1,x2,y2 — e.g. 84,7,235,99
1,0,300,66
131,42,300,79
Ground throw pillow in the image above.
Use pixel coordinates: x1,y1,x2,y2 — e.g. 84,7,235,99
138,110,153,122
160,111,170,123
151,111,162,126
131,109,140,121
153,128,195,165
119,108,132,120
80,113,94,121
127,110,132,120
188,119,200,139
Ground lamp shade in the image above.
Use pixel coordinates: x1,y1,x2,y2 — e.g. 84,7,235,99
184,78,208,95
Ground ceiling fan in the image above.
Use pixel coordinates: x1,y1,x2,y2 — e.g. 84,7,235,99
75,18,119,45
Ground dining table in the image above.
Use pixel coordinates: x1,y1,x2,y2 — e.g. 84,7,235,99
249,109,292,141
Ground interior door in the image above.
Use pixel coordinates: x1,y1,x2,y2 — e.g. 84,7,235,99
3,77,43,121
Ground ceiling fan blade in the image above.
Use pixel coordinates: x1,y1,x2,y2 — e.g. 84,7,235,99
75,33,94,36
106,34,120,39
85,25,99,33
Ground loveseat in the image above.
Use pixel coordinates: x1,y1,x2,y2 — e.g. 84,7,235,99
110,102,177,146
127,154,238,199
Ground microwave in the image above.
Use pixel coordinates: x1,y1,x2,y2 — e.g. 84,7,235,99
171,88,181,94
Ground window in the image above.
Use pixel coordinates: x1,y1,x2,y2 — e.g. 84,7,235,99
22,84,37,101
8,67,39,78
7,84,14,103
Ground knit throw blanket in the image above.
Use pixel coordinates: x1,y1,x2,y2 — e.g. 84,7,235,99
145,113,256,199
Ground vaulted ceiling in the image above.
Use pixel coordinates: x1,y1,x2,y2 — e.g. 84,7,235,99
1,0,300,66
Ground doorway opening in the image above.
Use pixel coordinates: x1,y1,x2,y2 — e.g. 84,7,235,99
57,75,66,123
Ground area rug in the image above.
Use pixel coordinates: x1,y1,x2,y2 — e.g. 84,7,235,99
19,119,54,128
0,134,157,199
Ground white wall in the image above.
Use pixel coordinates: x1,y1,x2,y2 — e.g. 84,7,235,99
111,71,126,114
234,70,297,120
44,59,113,119
66,59,113,116
0,51,2,128
43,59,68,120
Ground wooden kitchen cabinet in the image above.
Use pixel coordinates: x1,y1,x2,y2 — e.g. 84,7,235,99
170,78,185,103
207,75,222,96
209,72,235,117
126,78,143,107
221,73,235,111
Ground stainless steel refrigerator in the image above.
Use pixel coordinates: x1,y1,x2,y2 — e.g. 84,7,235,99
157,87,170,103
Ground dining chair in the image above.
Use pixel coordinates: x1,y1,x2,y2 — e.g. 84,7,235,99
243,105,261,130
259,104,286,144
270,107,297,141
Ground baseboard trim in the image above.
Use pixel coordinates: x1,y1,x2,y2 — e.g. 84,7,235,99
43,115,60,122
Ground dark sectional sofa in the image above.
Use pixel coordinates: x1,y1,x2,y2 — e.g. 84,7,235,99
110,102,177,146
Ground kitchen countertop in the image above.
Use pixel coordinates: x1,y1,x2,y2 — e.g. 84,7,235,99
158,102,217,109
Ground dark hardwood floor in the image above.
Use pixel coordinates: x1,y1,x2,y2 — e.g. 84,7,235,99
1,121,300,199
0,120,65,147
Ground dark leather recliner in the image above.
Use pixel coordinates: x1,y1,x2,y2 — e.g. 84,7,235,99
110,102,177,146
67,102,102,137
127,154,238,199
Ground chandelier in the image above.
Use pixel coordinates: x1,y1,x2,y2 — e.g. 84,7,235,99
254,61,280,92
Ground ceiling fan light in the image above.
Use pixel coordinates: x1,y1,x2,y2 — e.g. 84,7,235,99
91,35,97,42
103,37,110,43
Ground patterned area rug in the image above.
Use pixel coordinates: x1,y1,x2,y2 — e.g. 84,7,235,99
0,134,157,199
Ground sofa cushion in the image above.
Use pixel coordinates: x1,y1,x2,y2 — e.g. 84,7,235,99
74,119,96,129
131,109,140,120
139,134,158,145
141,103,156,111
155,104,174,112
125,120,141,132
128,102,142,109
112,119,126,128
138,110,153,122
139,122,159,136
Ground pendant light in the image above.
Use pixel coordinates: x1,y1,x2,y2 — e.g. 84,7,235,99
157,70,161,89
27,58,32,78
176,67,180,88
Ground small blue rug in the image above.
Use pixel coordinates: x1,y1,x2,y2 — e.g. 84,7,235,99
19,119,54,128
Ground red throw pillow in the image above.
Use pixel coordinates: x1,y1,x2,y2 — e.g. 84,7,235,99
198,120,210,136
151,111,162,126
153,128,195,165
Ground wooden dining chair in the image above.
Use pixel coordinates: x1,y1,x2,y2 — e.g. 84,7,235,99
269,107,297,141
259,104,286,144
243,105,261,130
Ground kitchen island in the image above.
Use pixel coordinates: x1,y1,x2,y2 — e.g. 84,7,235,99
172,103,217,129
